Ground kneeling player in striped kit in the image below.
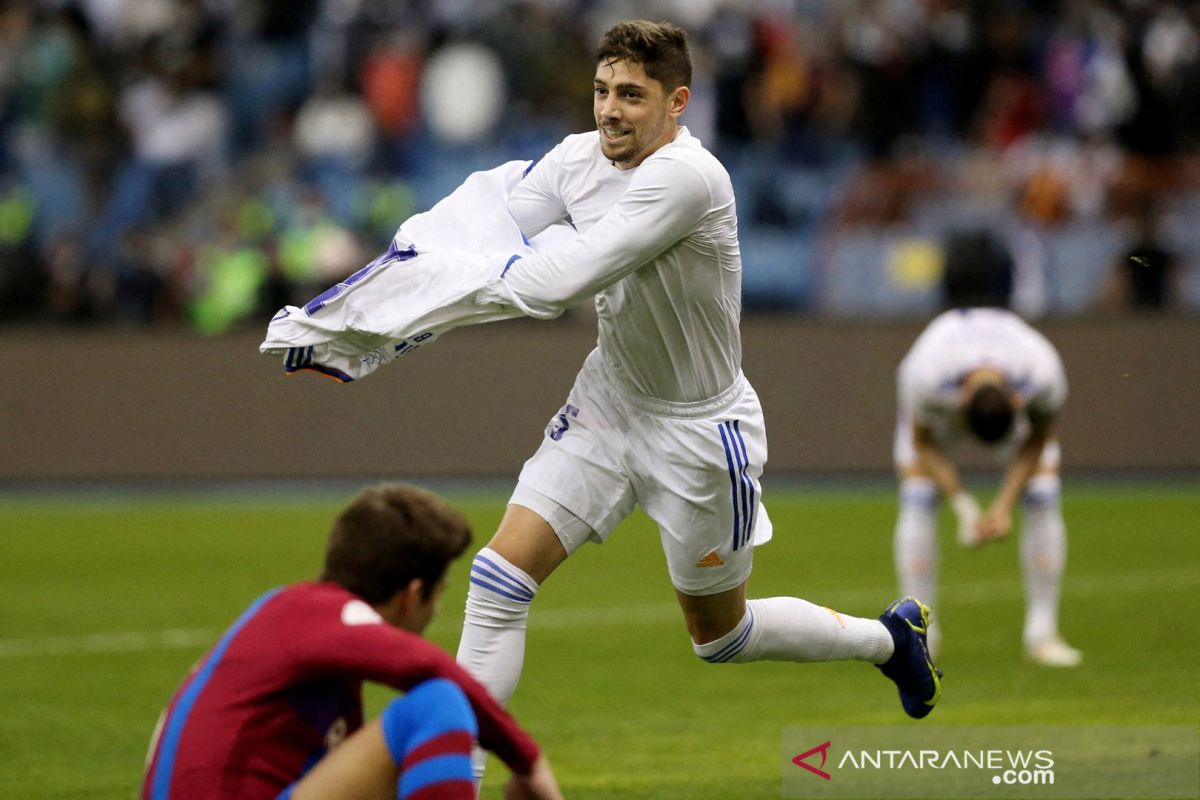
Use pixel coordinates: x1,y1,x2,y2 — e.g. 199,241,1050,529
141,483,561,800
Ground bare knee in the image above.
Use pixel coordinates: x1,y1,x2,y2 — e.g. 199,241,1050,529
676,584,747,645
485,504,569,585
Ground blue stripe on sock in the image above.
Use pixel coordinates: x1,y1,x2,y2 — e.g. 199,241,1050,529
474,554,535,591
470,564,534,601
702,608,755,663
1022,488,1059,509
469,576,532,604
471,555,535,600
381,679,477,766
719,422,742,552
1023,496,1058,510
901,486,939,508
399,754,475,798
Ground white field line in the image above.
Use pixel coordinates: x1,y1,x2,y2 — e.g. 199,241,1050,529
0,628,217,658
2,566,1196,659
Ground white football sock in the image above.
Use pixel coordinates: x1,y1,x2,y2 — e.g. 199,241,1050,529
692,598,894,665
894,477,941,654
1020,475,1067,647
455,547,538,781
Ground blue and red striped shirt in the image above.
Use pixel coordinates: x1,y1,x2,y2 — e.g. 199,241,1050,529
142,582,538,799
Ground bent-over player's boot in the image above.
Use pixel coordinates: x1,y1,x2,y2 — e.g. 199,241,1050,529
1025,635,1082,668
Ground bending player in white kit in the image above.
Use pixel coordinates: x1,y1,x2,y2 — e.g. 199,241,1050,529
892,307,1081,667
456,21,942,777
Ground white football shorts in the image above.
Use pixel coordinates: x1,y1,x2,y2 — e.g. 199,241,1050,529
511,349,773,596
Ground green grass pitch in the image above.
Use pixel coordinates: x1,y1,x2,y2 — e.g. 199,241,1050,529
1,484,1196,799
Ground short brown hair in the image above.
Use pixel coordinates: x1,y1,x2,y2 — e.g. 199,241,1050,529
596,20,692,91
320,483,472,603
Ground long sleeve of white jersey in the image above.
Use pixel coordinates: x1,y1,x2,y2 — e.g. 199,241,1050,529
506,146,570,239
482,153,715,316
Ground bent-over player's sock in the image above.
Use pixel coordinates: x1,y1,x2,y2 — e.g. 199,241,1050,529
1020,474,1067,646
692,598,894,664
455,547,538,780
381,678,477,800
893,476,941,653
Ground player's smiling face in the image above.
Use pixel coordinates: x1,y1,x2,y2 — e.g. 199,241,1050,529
593,58,688,170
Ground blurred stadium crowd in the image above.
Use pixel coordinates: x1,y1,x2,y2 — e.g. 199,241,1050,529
1,0,1198,331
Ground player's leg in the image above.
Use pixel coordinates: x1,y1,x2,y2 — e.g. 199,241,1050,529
675,580,940,720
677,583,894,662
288,678,476,800
892,412,945,657
456,501,570,713
893,415,943,654
1020,440,1081,666
894,472,942,655
454,498,570,787
636,389,939,717
456,361,637,780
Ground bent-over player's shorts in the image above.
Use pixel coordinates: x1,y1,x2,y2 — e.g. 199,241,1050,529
511,349,773,596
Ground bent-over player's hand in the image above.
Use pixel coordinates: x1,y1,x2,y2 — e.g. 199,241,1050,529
977,504,1013,544
505,754,564,800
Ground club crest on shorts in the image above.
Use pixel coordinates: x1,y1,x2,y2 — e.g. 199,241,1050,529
547,404,579,441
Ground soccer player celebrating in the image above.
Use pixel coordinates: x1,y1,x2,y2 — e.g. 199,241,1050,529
892,307,1082,667
141,483,561,800
455,19,941,781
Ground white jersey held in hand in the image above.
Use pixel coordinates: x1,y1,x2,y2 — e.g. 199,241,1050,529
258,160,572,382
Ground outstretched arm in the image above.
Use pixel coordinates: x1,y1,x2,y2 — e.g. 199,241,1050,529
488,155,715,315
912,423,985,546
980,418,1054,541
913,423,964,498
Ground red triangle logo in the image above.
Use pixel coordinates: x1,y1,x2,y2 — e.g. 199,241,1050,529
792,740,832,780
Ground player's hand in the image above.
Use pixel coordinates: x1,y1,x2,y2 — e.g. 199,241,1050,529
950,492,982,547
505,754,564,800
977,505,1013,544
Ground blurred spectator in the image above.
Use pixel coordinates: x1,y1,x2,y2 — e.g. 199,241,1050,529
0,182,42,319
1099,198,1179,312
840,0,924,158
293,75,376,223
359,31,423,172
941,227,1014,310
87,24,228,274
0,0,1199,327
224,0,319,153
